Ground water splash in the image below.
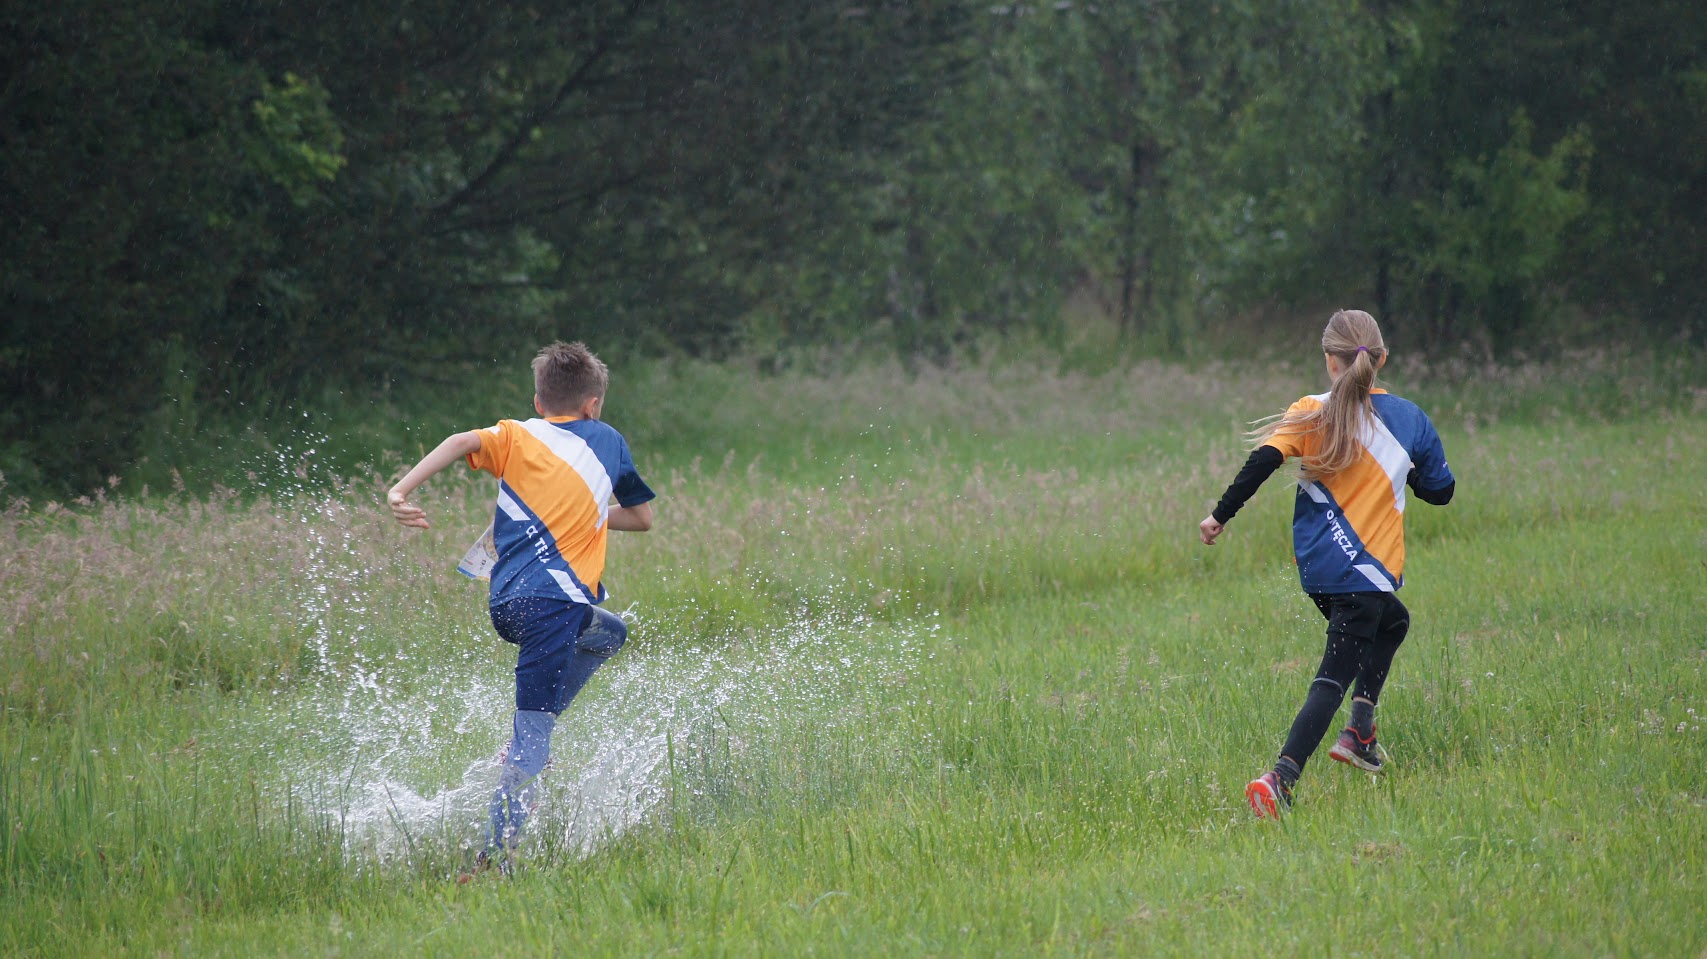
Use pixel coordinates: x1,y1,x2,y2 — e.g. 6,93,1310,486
236,430,934,865
261,597,929,863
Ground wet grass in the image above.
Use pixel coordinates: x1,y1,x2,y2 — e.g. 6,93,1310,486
1,350,1704,956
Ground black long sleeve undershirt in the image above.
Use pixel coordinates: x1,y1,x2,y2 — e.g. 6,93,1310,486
1211,445,1284,524
1211,448,1456,525
1408,468,1455,505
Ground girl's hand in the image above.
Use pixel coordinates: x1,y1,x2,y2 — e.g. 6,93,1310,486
1198,516,1224,546
389,488,430,529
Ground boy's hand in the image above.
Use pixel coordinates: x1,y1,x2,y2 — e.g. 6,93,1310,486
386,431,481,531
389,488,430,529
1198,515,1225,546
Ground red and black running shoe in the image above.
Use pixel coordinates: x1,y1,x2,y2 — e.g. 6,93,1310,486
1245,770,1292,819
1328,726,1386,773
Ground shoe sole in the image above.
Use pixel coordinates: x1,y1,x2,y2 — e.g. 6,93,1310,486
1246,779,1284,819
1328,742,1384,773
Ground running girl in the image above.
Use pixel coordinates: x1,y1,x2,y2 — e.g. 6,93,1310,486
1198,309,1455,818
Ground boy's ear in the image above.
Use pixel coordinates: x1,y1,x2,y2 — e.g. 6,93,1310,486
580,394,604,420
533,394,546,416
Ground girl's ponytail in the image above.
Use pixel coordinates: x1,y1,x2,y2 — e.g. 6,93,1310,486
1252,309,1387,479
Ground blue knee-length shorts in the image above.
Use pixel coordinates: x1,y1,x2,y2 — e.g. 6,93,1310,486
490,597,629,714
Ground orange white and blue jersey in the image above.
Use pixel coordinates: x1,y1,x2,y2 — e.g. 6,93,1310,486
1265,390,1453,594
464,417,654,608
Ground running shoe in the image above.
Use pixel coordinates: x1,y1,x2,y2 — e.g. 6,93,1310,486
1328,727,1386,773
1245,770,1292,819
459,849,499,884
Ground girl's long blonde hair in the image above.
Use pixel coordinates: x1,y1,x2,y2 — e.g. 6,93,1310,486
1252,309,1387,479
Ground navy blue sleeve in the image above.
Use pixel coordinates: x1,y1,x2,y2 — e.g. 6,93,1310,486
1408,411,1454,499
611,437,655,508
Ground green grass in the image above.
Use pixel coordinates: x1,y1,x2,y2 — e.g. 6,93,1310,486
2,351,1704,956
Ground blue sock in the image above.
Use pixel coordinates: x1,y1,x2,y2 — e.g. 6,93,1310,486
488,709,557,852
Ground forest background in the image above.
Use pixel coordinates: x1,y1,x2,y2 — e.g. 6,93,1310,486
3,0,1705,497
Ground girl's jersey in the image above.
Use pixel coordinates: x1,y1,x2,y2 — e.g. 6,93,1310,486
465,416,654,608
1267,390,1452,594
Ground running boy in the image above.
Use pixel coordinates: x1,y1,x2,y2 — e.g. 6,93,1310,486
1197,310,1454,819
387,341,655,855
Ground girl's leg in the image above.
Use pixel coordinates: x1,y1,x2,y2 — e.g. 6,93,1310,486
1345,595,1410,739
1349,594,1410,710
1249,609,1359,817
1277,594,1384,775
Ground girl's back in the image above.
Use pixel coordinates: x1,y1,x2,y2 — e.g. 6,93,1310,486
1268,388,1452,593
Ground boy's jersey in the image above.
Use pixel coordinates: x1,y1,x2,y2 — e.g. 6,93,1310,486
1267,390,1452,594
465,416,654,608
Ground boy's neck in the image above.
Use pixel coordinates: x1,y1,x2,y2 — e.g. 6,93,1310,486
534,393,603,421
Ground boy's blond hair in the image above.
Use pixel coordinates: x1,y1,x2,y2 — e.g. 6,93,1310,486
532,341,609,414
1252,309,1387,479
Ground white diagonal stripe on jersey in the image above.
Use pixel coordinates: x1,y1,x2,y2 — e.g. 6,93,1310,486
1299,478,1330,504
520,419,613,528
1354,563,1396,592
547,568,592,604
1359,412,1411,512
496,485,529,521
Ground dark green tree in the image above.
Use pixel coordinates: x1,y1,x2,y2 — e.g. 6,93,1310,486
0,0,972,493
980,0,1380,350
1325,0,1702,350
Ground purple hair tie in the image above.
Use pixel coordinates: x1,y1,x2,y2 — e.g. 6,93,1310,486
1356,346,1369,353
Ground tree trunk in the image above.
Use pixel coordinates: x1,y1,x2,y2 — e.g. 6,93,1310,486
1118,136,1159,341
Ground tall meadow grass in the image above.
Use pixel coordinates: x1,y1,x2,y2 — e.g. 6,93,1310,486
1,348,1703,956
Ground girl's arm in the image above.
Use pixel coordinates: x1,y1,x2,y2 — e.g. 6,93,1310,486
1407,467,1455,505
388,431,484,529
1199,445,1284,545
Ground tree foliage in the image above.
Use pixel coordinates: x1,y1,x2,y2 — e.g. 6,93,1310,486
0,0,1701,493
0,1,967,490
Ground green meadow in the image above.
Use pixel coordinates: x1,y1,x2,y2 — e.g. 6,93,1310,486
2,349,1704,957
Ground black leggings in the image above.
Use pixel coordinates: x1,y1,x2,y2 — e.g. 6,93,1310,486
1280,592,1410,767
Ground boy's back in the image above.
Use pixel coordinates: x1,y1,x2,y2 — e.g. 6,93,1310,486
468,415,652,607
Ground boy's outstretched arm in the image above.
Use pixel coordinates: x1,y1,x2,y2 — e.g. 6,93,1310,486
388,431,483,529
607,501,653,532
